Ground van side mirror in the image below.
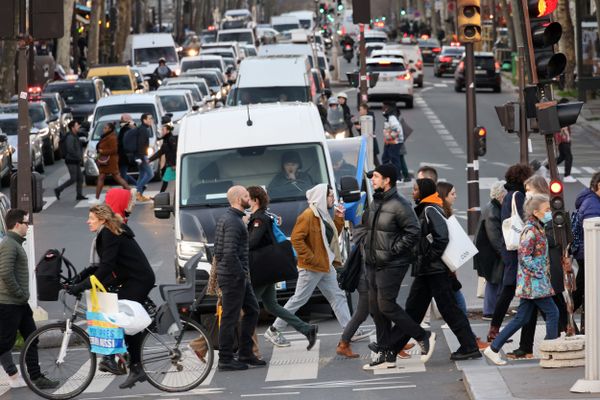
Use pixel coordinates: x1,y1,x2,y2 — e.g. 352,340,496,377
154,192,173,219
339,176,361,203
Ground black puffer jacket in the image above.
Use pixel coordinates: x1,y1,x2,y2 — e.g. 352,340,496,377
363,187,421,268
474,199,504,284
414,202,449,276
214,207,249,278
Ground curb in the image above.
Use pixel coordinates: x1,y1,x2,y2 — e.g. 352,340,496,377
463,366,514,400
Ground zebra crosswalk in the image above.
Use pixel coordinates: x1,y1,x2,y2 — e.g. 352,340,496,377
40,191,159,212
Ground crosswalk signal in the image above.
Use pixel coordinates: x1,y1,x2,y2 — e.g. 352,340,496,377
526,0,565,81
457,0,481,42
474,126,487,156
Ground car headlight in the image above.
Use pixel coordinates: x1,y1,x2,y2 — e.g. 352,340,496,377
177,240,208,262
187,49,198,56
216,91,222,100
87,115,94,123
87,148,97,158
147,147,154,157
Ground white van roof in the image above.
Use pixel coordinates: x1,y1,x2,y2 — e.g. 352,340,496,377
224,9,251,18
95,93,160,107
237,56,309,87
130,33,176,47
271,15,300,25
258,43,312,57
179,103,324,154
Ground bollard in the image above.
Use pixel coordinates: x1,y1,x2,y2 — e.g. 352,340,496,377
359,115,374,170
571,217,600,393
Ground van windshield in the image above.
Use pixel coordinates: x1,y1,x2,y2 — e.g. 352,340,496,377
159,95,189,112
99,75,133,91
273,24,299,32
234,86,309,104
180,144,330,207
95,104,158,125
218,31,253,44
44,83,96,104
181,60,222,72
134,47,178,64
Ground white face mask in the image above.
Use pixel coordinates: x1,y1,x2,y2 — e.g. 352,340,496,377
525,191,534,199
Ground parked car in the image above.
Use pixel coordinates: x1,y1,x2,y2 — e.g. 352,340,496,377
0,193,11,240
454,51,502,93
365,58,413,108
0,129,13,187
40,92,73,138
0,113,44,174
433,45,465,77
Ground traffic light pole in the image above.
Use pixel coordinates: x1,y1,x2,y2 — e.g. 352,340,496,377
465,42,480,235
358,23,368,105
517,46,528,164
17,0,32,219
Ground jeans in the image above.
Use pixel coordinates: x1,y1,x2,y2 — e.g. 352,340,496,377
491,284,516,327
272,267,351,331
136,157,153,194
119,163,137,186
253,283,310,335
491,297,559,352
218,275,259,362
341,274,369,342
382,143,408,180
366,266,426,350
515,294,569,353
393,273,477,353
55,162,83,197
483,282,502,316
0,304,41,379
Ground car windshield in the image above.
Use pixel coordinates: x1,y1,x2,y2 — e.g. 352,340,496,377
204,50,234,58
91,118,121,140
367,62,406,72
164,85,202,101
298,19,311,29
418,39,439,47
222,57,236,68
365,37,386,44
166,82,207,97
476,57,495,69
327,139,361,183
1,105,45,123
245,47,257,56
218,31,253,44
0,118,18,135
234,86,309,104
200,34,216,44
99,75,133,91
159,95,188,112
95,104,157,124
442,48,464,56
44,83,95,104
180,143,329,206
134,47,178,64
181,60,222,72
273,24,299,32
192,74,219,87
42,97,59,114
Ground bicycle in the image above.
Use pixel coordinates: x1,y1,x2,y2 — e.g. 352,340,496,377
19,253,214,400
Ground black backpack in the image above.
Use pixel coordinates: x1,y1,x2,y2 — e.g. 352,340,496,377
122,127,139,154
59,131,69,157
36,249,75,301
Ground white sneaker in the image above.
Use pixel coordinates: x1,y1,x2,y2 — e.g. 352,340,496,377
441,323,449,329
8,373,27,388
351,328,375,342
88,198,102,205
484,346,507,365
127,188,137,212
264,327,291,347
420,322,431,329
563,175,577,183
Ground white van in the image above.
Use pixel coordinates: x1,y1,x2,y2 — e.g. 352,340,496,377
284,11,315,30
179,55,227,74
226,55,316,105
259,44,332,87
153,103,359,290
216,28,256,46
126,33,180,77
270,15,301,38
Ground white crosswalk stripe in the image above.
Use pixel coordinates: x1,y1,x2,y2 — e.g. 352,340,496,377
37,190,159,211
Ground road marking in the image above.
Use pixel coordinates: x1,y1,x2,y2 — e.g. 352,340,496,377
449,148,464,154
578,177,591,188
421,87,433,93
582,167,597,174
52,359,94,396
241,392,300,397
264,377,409,389
200,352,218,386
419,162,453,170
42,196,57,210
265,340,320,381
353,385,417,391
433,83,447,87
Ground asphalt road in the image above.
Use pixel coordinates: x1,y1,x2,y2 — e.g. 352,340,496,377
1,58,598,400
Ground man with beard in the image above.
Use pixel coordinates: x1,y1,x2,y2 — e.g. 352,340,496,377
362,164,435,370
214,186,263,371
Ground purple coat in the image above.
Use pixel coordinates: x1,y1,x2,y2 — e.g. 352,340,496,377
574,188,600,260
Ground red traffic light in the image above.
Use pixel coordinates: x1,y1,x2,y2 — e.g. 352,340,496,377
477,127,487,137
528,0,558,17
549,180,563,195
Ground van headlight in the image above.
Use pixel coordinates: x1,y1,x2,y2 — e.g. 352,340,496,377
87,115,94,123
177,240,208,262
87,148,97,159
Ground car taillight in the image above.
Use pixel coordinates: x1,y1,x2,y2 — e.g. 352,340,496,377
495,61,501,73
440,56,452,63
344,44,351,50
416,60,423,70
433,47,441,53
397,73,411,80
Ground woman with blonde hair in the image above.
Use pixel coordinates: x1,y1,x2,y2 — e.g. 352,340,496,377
67,204,155,389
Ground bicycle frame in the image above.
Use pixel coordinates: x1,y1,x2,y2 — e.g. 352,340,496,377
56,296,83,365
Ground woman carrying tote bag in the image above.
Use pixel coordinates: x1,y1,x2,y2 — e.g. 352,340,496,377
246,186,318,350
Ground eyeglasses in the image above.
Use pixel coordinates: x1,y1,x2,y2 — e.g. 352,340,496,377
19,220,30,226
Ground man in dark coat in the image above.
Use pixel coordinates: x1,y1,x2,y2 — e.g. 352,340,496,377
133,113,154,201
117,114,137,187
393,179,481,361
54,120,87,201
214,186,262,371
361,164,434,370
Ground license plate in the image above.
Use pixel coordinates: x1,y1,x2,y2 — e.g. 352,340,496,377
422,50,431,54
452,60,459,65
475,70,487,75
275,281,287,290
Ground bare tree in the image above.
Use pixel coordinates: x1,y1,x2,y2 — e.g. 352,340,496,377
595,0,600,42
56,0,75,71
0,41,17,102
115,0,132,63
556,0,575,90
88,0,101,67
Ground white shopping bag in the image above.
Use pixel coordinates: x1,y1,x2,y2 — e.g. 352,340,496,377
502,194,524,251
85,276,119,314
108,300,152,335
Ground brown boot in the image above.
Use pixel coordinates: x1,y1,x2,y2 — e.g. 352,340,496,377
336,340,359,358
487,325,500,343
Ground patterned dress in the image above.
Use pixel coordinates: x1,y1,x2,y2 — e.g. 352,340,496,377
516,217,555,300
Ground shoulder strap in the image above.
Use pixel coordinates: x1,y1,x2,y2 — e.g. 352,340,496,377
424,205,445,224
511,192,518,216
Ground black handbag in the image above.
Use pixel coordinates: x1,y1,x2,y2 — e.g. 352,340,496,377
249,224,298,288
337,243,362,292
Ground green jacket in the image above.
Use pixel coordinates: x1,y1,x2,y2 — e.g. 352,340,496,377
0,231,29,305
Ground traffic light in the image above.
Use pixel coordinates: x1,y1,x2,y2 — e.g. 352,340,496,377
457,0,481,42
337,0,344,12
474,126,487,156
319,2,326,14
525,0,565,80
0,0,17,40
400,9,407,16
352,0,371,24
549,179,568,229
535,100,583,135
30,0,64,39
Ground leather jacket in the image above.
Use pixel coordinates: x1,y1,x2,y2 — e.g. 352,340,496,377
363,187,421,268
414,203,449,276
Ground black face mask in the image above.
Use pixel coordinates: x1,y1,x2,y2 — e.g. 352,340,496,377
374,187,385,193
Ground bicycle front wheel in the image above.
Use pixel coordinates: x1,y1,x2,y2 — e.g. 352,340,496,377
141,318,214,392
20,322,96,400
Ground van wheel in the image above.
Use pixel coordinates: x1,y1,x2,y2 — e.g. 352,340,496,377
405,99,413,109
85,174,97,186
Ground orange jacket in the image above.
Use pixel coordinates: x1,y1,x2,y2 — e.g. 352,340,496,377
291,208,344,273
